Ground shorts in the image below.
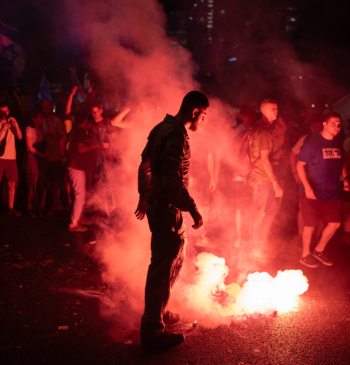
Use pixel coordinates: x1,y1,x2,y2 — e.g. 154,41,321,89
0,159,19,182
300,194,341,227
46,160,63,182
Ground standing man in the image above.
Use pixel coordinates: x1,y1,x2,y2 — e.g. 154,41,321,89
297,112,349,268
0,103,22,215
135,91,209,349
41,99,67,214
248,99,283,247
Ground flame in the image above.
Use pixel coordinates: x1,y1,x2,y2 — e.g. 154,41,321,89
184,253,309,318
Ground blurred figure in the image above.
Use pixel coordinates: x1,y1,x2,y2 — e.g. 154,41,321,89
135,91,209,350
231,104,257,247
24,110,48,217
86,100,132,213
0,102,23,216
248,99,283,248
290,119,323,236
297,112,348,268
67,111,109,232
41,100,67,215
271,117,289,210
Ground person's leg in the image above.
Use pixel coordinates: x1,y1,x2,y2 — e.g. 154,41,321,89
68,168,86,226
141,205,186,335
259,181,278,242
302,226,315,257
315,222,341,252
249,177,269,245
8,180,16,209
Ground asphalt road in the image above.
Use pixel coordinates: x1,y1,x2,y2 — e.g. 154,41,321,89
2,209,350,365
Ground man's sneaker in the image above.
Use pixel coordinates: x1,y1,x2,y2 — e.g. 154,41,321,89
8,208,21,216
311,248,333,266
163,311,181,326
299,254,320,268
68,224,88,232
141,328,184,350
80,217,94,226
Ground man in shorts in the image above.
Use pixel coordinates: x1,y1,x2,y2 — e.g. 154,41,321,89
297,112,349,268
0,102,23,215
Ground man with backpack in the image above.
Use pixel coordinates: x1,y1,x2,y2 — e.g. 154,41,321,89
248,99,283,248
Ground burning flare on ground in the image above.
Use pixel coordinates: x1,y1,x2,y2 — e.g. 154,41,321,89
184,253,309,318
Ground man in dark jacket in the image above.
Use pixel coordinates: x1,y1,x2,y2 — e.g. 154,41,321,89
135,91,209,349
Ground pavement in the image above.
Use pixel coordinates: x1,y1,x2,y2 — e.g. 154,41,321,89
2,207,350,365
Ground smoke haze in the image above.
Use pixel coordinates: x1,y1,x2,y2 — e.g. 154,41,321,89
51,0,338,339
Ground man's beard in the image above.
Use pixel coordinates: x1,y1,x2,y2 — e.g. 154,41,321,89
189,122,199,132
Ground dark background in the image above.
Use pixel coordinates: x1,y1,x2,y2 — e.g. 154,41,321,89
2,0,350,112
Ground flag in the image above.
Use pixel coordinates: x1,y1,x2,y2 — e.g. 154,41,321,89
71,66,84,102
38,72,52,102
0,21,26,82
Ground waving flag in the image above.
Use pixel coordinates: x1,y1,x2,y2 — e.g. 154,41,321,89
0,21,26,81
38,72,52,102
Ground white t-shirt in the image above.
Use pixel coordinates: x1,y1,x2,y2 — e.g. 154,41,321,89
0,126,16,160
25,126,44,145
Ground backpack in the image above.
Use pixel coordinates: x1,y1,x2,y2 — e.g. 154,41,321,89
232,127,253,177
232,124,270,177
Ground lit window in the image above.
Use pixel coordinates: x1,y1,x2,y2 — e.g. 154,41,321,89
311,104,315,108
220,10,225,14
325,104,329,107
194,4,197,6
207,24,213,28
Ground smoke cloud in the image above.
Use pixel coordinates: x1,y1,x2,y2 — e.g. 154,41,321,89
53,0,334,340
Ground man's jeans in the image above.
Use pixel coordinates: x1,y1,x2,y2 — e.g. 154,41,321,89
68,168,86,222
141,202,187,336
249,176,278,245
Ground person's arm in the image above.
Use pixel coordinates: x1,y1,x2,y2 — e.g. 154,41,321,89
25,133,46,157
162,131,203,228
0,122,11,141
135,141,151,220
110,106,132,129
208,152,219,192
65,86,79,116
77,142,108,154
296,160,316,199
259,149,283,197
8,117,22,139
289,150,301,184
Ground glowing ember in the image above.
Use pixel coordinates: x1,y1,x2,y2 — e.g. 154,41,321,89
184,253,309,317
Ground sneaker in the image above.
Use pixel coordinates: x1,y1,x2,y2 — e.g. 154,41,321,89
311,248,333,266
38,211,45,218
299,254,320,268
8,208,21,217
141,328,184,350
29,211,37,218
68,224,88,232
80,216,93,226
163,311,181,326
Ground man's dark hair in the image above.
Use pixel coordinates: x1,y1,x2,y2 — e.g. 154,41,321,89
0,110,8,121
0,101,9,109
25,109,42,128
260,98,277,108
91,100,103,110
179,91,209,114
323,111,341,123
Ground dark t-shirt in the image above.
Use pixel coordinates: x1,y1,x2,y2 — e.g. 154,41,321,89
87,118,119,144
67,127,93,171
297,133,343,201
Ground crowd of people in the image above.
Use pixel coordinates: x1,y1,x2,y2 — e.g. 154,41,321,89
0,86,132,231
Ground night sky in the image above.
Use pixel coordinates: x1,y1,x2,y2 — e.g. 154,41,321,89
2,0,350,108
